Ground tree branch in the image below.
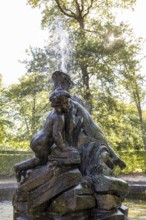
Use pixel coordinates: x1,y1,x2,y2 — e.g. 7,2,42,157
64,6,78,18
24,116,30,137
81,0,84,12
54,0,77,19
83,0,94,18
74,0,81,15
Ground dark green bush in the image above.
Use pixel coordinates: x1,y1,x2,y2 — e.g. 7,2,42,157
0,151,33,176
115,150,146,174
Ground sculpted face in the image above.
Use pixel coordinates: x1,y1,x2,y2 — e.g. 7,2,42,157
60,97,71,113
54,99,71,113
50,89,71,113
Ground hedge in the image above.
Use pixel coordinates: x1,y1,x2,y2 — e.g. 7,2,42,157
0,150,146,176
0,151,33,176
115,150,146,174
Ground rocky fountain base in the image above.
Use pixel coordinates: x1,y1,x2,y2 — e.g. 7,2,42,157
13,148,128,220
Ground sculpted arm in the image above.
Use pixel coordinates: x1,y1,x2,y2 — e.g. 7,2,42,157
52,114,65,150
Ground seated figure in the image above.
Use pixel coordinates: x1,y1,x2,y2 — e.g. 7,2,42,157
14,89,72,182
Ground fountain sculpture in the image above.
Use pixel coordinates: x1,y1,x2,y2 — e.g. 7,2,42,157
13,71,129,220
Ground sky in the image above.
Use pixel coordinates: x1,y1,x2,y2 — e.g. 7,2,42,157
0,0,47,86
0,0,146,86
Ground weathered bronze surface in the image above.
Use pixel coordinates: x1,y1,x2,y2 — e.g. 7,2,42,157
13,71,128,220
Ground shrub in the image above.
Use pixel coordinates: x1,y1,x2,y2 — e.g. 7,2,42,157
0,151,33,176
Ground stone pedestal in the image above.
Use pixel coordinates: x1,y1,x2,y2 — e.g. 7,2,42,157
13,148,129,220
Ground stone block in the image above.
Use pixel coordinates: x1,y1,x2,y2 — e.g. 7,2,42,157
93,175,128,199
95,194,121,210
19,163,61,192
49,147,81,165
29,169,82,208
49,184,96,215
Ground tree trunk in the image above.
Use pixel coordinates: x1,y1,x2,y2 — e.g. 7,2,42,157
81,65,92,113
137,103,146,150
134,91,146,150
31,96,36,136
78,18,92,113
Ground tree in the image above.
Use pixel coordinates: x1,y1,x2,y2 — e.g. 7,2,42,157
5,72,52,149
92,89,143,151
23,0,146,151
26,0,136,112
120,55,146,149
0,74,14,147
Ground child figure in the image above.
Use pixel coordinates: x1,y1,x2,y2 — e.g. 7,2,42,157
42,88,71,152
14,89,71,181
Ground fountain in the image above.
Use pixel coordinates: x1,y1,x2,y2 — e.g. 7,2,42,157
13,71,129,219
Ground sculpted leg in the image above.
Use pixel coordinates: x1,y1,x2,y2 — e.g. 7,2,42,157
14,157,40,182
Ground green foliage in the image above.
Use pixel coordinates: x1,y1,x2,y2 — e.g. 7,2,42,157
2,72,52,149
115,150,146,175
0,75,13,145
0,140,30,151
91,84,144,151
0,152,33,176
